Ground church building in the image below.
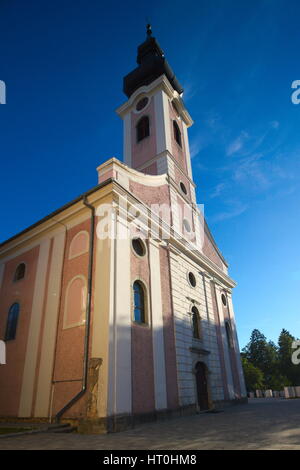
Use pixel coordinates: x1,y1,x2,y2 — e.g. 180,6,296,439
0,27,246,432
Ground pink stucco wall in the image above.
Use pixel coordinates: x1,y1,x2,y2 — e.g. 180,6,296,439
203,233,224,270
174,165,192,200
168,101,188,175
131,97,157,170
142,162,157,175
0,246,40,416
131,241,155,415
51,219,91,419
129,181,170,209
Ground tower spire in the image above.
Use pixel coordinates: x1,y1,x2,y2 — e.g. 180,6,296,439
146,23,152,38
123,27,183,98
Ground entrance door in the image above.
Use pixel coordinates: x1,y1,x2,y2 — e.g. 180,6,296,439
195,362,209,410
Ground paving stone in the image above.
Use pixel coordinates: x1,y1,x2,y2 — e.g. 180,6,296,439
1,399,300,450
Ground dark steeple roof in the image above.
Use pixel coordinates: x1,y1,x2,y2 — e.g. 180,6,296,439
123,25,184,98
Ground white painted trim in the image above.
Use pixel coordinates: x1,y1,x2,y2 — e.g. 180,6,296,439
227,295,247,397
149,241,168,410
154,91,166,155
108,212,132,416
182,123,193,180
123,112,132,166
132,95,151,114
163,93,172,152
34,229,66,417
97,158,168,187
107,209,116,417
116,75,193,127
153,90,172,156
214,285,235,400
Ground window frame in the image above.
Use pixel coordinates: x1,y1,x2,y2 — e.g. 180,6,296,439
13,263,26,282
180,181,188,195
5,302,20,341
136,115,150,143
131,238,147,258
221,293,227,306
225,321,234,349
132,280,148,325
187,271,197,288
173,120,182,148
191,306,201,340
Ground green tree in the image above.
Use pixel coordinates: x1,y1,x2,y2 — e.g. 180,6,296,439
241,357,264,392
242,328,300,390
278,329,300,386
242,330,278,386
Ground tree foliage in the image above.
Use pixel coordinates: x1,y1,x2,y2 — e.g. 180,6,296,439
241,328,300,391
241,357,264,391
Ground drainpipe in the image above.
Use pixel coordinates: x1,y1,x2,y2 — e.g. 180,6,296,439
55,196,95,422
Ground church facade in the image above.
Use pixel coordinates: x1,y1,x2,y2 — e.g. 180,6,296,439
0,29,246,432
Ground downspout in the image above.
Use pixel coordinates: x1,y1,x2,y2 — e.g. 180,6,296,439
55,196,95,422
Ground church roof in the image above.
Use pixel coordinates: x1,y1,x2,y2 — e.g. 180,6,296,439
123,25,184,98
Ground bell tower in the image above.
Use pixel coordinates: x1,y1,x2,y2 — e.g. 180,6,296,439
116,26,196,204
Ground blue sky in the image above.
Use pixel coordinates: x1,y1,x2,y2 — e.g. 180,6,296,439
0,0,299,348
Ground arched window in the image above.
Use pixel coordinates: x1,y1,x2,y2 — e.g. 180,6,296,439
64,276,87,329
136,116,150,142
192,306,201,339
69,231,89,259
225,321,234,348
133,281,146,323
173,120,182,147
14,263,26,282
5,303,20,341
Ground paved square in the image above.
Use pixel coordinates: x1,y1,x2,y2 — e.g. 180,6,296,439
1,399,300,450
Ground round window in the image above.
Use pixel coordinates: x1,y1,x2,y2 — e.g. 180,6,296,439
132,238,146,257
136,97,149,111
221,293,227,306
188,272,196,288
180,182,187,195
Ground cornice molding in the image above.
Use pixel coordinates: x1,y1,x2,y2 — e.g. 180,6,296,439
116,75,193,127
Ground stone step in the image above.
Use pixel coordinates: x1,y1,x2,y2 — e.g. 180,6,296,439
48,423,77,434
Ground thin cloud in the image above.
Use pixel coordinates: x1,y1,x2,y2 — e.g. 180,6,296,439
226,131,249,156
232,153,271,190
210,182,227,198
190,134,206,159
210,201,248,223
